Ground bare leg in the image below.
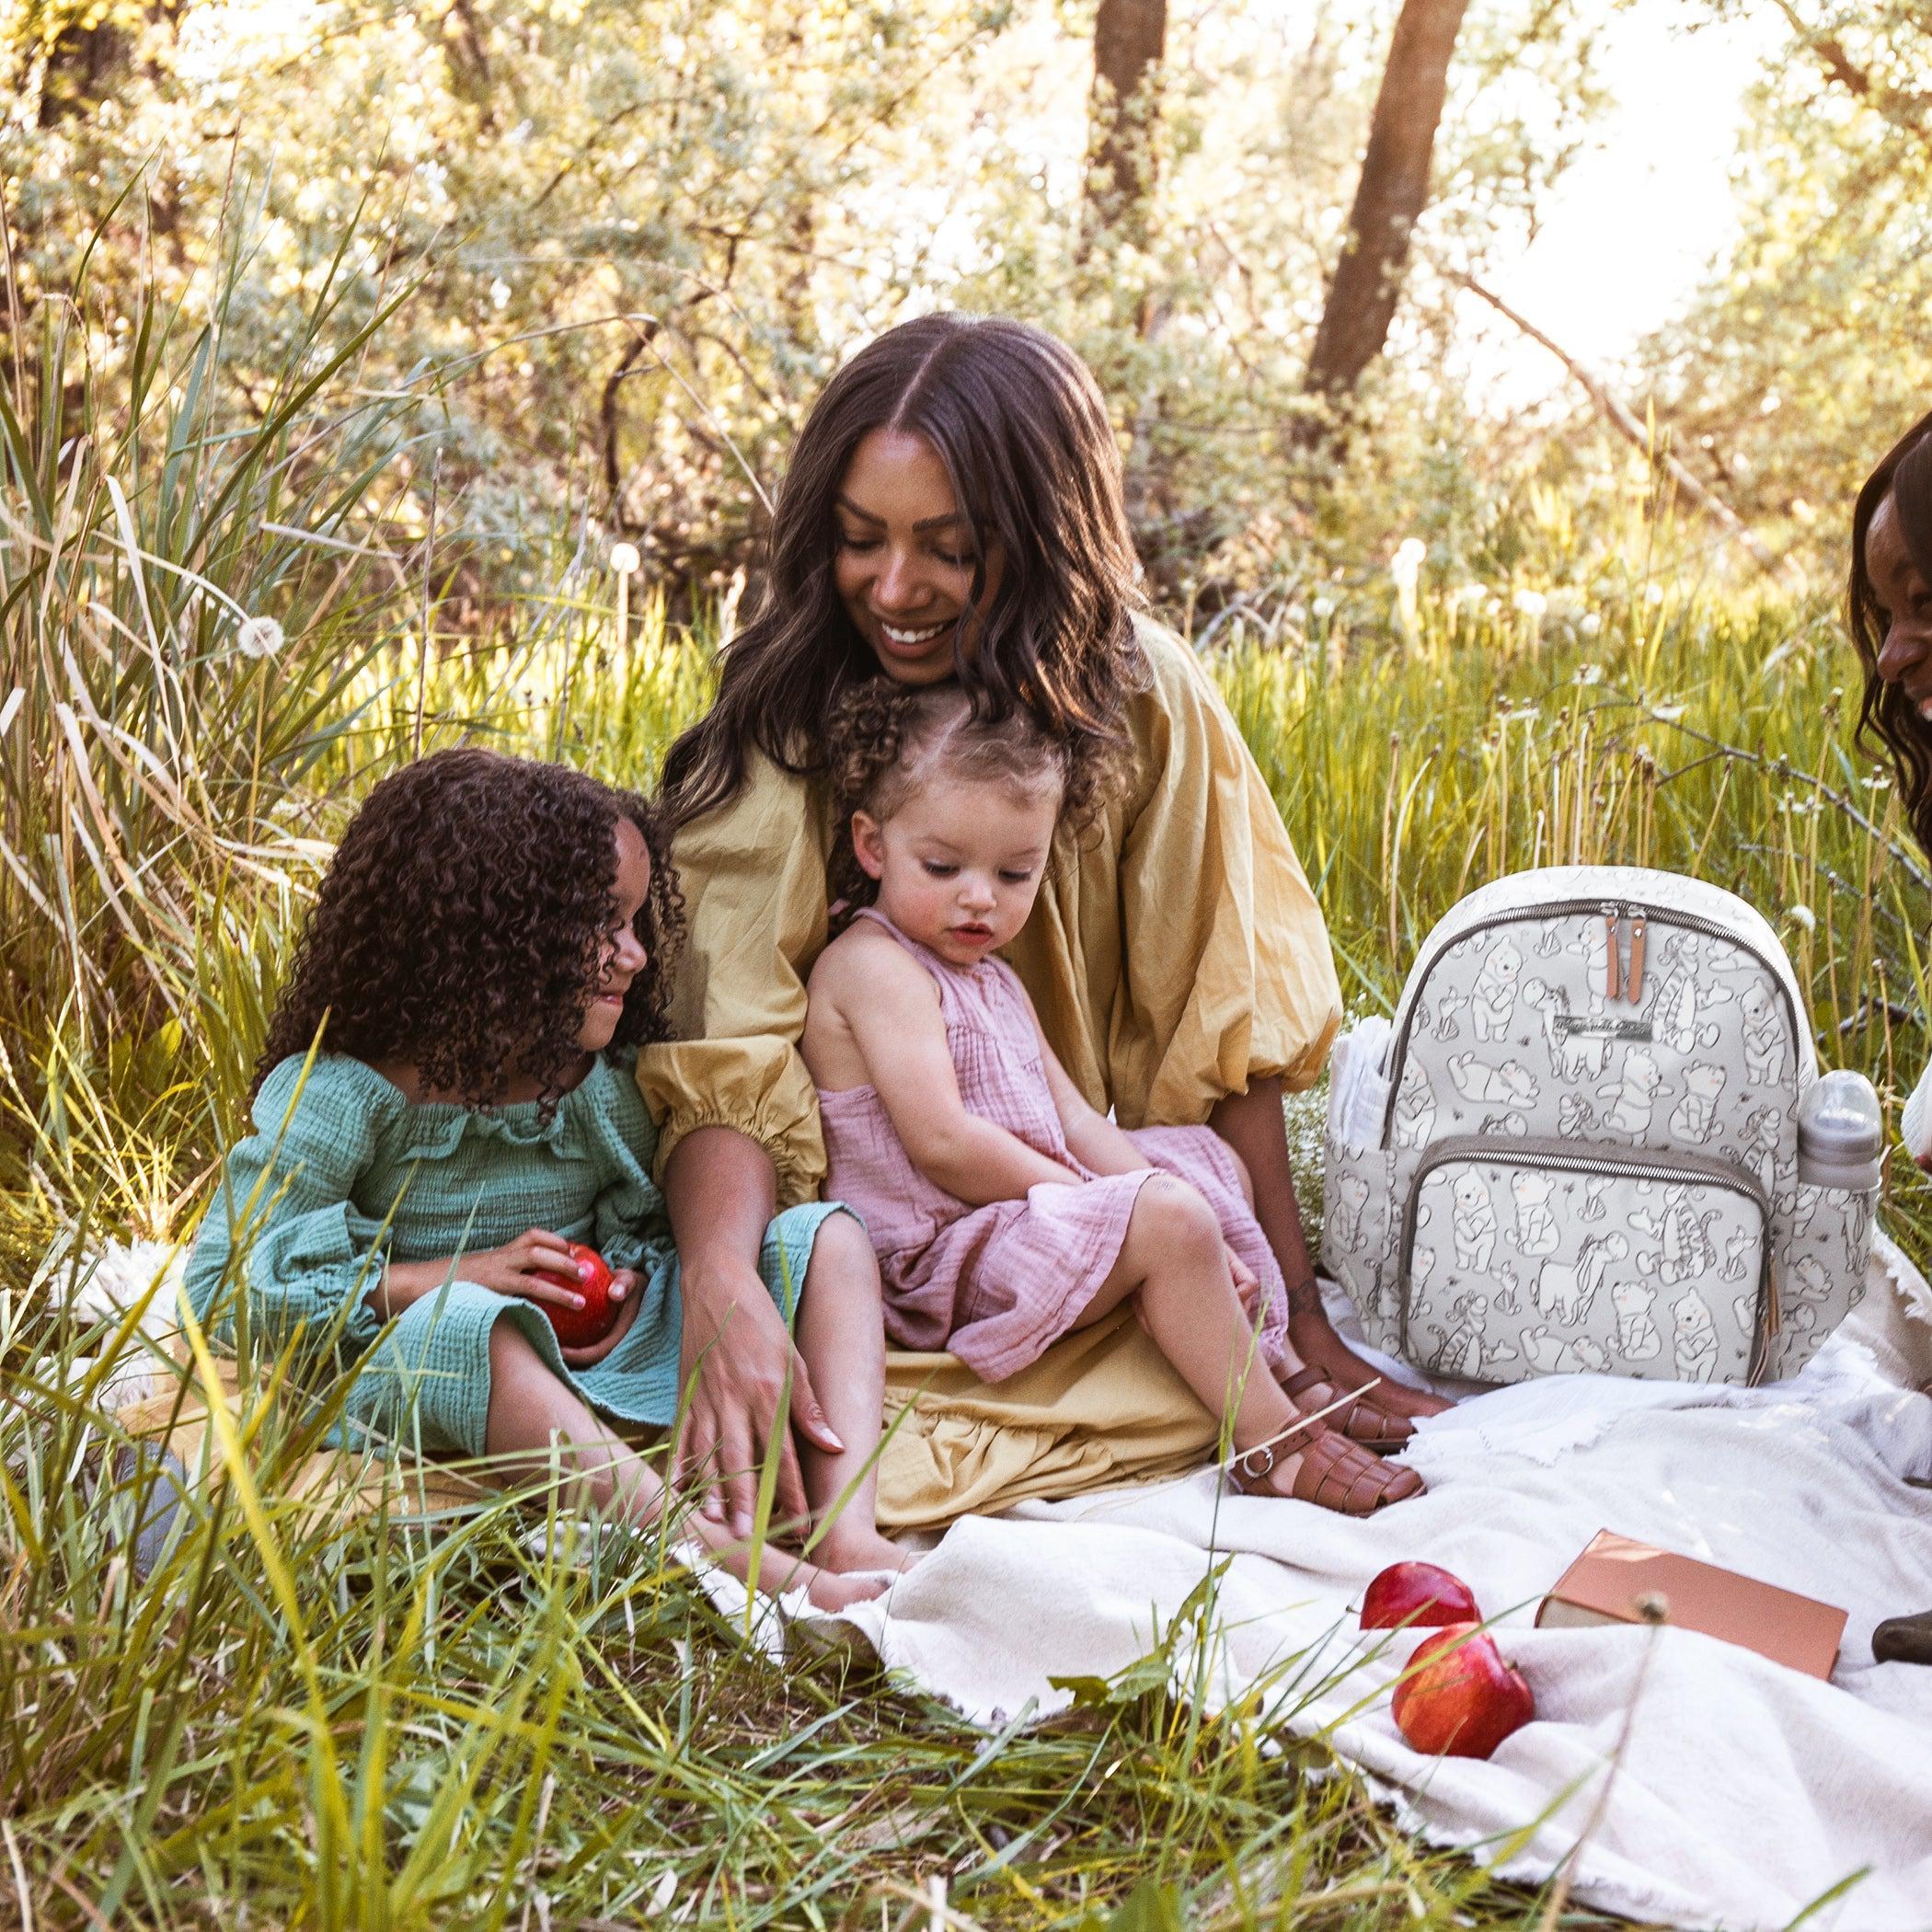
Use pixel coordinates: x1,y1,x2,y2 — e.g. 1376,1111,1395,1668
1076,1178,1422,1511
790,1213,916,1575
481,1321,885,1611
1211,1078,1451,1420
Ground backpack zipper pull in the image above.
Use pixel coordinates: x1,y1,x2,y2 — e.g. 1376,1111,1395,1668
1765,1269,1783,1339
1603,909,1622,1001
1627,914,1647,1004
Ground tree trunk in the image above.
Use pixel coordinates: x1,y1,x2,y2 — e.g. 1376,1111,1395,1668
1086,0,1167,244
1303,0,1469,413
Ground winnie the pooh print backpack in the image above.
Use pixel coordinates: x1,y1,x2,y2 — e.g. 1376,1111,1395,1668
1321,866,1877,1386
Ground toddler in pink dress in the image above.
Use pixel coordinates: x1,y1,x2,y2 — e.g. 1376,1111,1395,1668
801,683,1423,1516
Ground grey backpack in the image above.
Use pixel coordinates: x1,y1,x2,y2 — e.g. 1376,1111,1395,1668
1321,866,1876,1386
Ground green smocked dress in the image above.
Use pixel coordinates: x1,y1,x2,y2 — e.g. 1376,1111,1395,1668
183,1048,846,1457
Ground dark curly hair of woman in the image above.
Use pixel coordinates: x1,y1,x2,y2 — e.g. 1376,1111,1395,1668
823,681,1126,920
256,748,684,1106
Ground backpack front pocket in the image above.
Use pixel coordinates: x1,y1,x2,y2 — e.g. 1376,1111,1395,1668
1397,1136,1770,1386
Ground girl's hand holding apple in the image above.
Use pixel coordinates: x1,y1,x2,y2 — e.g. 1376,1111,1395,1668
381,1226,597,1319
528,1242,627,1349
555,1267,642,1365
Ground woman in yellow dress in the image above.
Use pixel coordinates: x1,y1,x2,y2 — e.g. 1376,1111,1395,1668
640,313,1446,1539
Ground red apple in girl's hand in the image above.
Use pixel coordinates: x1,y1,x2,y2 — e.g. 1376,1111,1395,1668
535,1243,618,1349
1392,1623,1535,1759
1361,1561,1483,1629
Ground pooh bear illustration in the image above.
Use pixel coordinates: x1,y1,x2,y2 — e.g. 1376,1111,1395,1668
1451,1172,1499,1271
1598,1047,1663,1135
1510,1169,1560,1256
1470,937,1525,1042
1668,1063,1727,1144
1612,1279,1662,1361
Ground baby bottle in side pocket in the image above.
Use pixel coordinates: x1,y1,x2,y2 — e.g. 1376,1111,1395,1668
1796,1071,1884,1191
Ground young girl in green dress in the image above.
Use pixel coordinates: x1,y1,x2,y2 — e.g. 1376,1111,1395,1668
185,748,903,1608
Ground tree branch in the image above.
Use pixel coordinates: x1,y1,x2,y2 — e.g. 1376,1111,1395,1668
1451,270,1800,587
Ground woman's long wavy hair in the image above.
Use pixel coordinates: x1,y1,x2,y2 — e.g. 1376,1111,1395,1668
660,313,1147,828
257,748,684,1107
1851,408,1932,857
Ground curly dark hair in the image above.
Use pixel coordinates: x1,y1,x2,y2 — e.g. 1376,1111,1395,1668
256,748,684,1106
822,680,1125,919
660,312,1149,831
1851,408,1932,858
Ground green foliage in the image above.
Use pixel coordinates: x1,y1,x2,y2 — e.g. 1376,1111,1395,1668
0,0,1628,607
1641,2,1932,561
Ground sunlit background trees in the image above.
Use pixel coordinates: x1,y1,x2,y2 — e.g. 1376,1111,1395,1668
9,0,1922,612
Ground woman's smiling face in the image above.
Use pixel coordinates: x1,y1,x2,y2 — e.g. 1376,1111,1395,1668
834,428,1004,686
1869,490,1932,719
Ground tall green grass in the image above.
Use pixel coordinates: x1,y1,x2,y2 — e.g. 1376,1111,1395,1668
4,263,1923,1926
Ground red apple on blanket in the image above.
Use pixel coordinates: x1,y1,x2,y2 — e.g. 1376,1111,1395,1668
1362,1561,1483,1630
535,1243,619,1349
1392,1623,1535,1759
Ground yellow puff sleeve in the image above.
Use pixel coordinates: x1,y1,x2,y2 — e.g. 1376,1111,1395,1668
634,753,834,1207
1115,623,1344,1122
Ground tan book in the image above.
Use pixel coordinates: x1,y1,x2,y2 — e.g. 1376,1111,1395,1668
1535,1530,1846,1679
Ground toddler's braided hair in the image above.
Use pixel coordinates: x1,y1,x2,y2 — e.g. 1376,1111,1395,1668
823,682,1124,921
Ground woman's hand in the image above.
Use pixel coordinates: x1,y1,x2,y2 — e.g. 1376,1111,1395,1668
674,1257,843,1538
559,1268,643,1367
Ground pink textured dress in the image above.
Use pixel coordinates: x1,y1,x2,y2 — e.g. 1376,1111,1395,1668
817,908,1293,1382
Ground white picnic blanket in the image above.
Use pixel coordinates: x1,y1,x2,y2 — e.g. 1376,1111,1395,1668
737,1238,1932,1930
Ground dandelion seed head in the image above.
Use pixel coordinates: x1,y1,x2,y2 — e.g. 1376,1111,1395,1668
610,542,641,575
236,615,283,660
1511,588,1547,620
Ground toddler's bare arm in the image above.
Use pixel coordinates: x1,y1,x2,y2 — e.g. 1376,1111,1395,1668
816,928,1078,1204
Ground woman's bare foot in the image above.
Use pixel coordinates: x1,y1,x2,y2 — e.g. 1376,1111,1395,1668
1279,1365,1414,1451
1288,1294,1453,1420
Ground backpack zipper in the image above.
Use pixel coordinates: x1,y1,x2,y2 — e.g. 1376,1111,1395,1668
1395,1134,1775,1380
1377,898,1800,1146
1600,903,1650,1004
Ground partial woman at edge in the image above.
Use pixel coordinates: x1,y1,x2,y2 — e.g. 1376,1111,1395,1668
1846,405,1932,1666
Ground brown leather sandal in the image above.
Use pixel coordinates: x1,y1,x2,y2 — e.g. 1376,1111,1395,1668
1226,1426,1425,1515
1280,1366,1414,1454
